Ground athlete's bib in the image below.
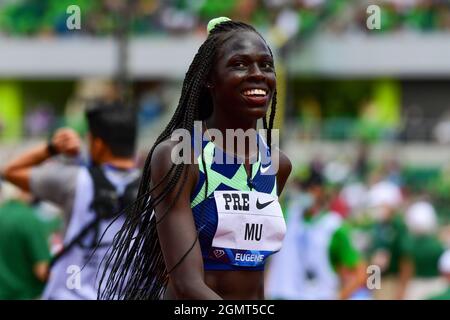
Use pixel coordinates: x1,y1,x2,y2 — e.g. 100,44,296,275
207,190,286,267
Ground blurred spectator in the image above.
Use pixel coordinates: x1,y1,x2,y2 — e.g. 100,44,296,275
324,159,351,186
404,201,447,299
324,158,353,218
159,0,198,34
368,178,414,299
340,179,368,218
1,101,140,300
1,0,448,38
266,168,367,300
24,104,56,138
427,250,450,300
0,183,51,300
329,183,350,219
383,159,403,187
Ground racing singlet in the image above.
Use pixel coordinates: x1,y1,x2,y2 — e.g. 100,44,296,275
190,134,286,271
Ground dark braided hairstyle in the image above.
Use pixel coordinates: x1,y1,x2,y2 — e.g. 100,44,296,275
97,20,278,300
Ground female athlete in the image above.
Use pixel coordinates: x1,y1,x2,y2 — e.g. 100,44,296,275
99,17,292,300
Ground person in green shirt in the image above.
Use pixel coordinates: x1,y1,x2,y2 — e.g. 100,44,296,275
404,201,444,278
427,250,450,300
266,168,367,300
402,201,447,299
0,187,51,300
368,180,414,300
410,234,443,278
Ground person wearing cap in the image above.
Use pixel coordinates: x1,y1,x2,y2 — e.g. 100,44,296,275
404,201,446,299
427,250,450,300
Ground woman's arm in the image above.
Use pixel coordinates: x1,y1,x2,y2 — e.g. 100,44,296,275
150,140,222,300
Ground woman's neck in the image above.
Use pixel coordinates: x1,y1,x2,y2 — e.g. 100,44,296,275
206,115,257,133
205,112,259,162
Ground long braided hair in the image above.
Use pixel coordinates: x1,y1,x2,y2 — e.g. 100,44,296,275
98,20,278,300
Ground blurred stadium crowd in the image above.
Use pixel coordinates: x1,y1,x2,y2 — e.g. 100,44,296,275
1,0,450,301
268,150,450,299
0,0,450,37
2,95,450,300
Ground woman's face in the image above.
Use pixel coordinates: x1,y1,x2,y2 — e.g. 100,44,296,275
209,31,276,120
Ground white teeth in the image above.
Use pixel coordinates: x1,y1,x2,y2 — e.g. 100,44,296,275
243,89,267,96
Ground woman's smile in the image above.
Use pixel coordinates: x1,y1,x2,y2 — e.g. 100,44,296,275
241,86,270,107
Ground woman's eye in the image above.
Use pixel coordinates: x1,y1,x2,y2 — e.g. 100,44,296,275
262,62,274,69
234,62,246,68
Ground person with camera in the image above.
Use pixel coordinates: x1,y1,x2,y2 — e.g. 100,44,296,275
1,102,140,300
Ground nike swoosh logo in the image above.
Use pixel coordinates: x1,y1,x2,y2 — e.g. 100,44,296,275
256,199,274,210
260,164,271,174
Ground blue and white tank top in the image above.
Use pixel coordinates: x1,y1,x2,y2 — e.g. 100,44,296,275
190,134,286,271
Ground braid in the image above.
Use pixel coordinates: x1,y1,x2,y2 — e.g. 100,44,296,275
267,90,277,151
98,20,275,300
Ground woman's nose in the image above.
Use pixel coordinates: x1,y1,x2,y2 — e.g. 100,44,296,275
247,63,265,80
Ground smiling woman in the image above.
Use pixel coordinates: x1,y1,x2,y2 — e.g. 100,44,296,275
98,17,292,300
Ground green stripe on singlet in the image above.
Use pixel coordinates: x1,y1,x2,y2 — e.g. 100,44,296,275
191,141,264,208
